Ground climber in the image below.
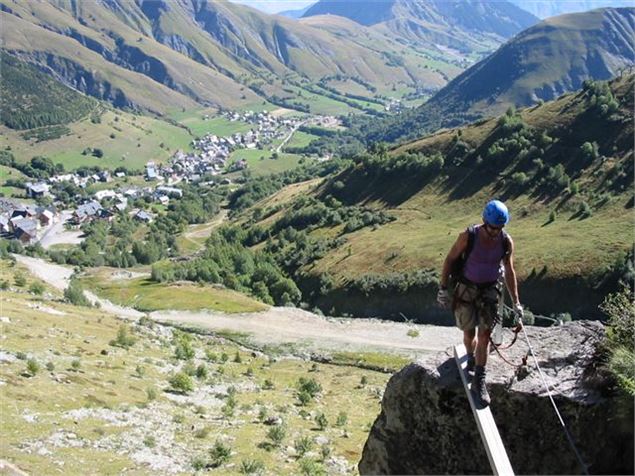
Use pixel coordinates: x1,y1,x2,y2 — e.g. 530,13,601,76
436,200,523,406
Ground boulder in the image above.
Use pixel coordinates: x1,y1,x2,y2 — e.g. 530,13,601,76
359,321,633,475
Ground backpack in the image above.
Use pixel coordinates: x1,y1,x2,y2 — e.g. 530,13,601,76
449,225,510,288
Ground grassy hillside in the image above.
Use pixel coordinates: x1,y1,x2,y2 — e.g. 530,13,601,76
221,75,634,320
309,8,635,152
0,258,395,475
0,0,491,116
0,108,193,171
80,267,268,313
0,52,97,130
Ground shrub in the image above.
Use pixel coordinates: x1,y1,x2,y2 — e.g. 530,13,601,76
14,272,26,287
110,325,136,349
266,424,286,447
222,393,237,419
209,440,231,467
578,201,592,218
174,339,195,360
64,281,90,306
29,281,45,295
294,436,313,458
298,458,326,476
320,443,331,461
169,372,194,394
26,359,39,376
297,390,312,406
360,375,368,386
205,349,217,362
510,172,529,187
182,362,197,376
71,359,81,370
233,351,242,363
191,456,207,471
297,377,322,398
600,287,634,395
45,361,55,372
407,329,419,338
16,351,27,360
0,280,9,290
314,412,328,430
239,459,265,475
143,435,156,448
195,364,207,379
335,411,348,427
146,387,157,401
263,379,275,390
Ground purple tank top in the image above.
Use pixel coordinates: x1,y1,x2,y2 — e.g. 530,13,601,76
463,225,504,284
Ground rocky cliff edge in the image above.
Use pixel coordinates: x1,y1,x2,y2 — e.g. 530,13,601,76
359,321,634,475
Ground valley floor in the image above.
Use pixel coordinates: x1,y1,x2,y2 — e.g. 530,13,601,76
14,255,462,357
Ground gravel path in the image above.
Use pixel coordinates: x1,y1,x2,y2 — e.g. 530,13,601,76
14,255,73,291
15,256,461,356
39,211,84,250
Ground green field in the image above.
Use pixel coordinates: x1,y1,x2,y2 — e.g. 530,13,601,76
0,110,193,171
169,109,255,138
0,164,27,199
229,148,304,177
283,131,319,150
81,271,268,314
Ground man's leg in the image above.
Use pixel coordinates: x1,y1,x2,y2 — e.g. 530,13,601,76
472,327,492,406
472,292,496,406
463,328,476,355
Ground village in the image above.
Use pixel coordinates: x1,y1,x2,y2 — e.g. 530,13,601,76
0,110,337,247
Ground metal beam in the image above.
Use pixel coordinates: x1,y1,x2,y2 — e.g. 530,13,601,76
454,344,515,476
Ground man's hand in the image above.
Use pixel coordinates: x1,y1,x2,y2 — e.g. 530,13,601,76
514,303,524,325
437,288,450,309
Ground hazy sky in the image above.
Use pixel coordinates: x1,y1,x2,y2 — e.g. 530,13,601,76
230,1,315,14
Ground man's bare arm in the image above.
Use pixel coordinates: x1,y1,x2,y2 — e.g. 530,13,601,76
439,231,468,289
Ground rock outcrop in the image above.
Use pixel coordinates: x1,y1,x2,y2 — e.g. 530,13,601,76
359,321,634,475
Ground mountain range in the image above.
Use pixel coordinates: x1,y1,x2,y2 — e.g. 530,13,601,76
0,0,536,115
507,0,635,18
301,0,539,51
346,7,635,145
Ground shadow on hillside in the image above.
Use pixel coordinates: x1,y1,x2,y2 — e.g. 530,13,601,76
321,168,431,207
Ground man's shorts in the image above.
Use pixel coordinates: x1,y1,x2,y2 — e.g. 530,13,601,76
452,281,502,331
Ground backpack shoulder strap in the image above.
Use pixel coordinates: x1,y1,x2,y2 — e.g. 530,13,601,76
501,230,511,258
464,225,477,259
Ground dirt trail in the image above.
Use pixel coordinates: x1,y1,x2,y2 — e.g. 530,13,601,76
183,210,228,241
14,255,73,291
15,256,462,355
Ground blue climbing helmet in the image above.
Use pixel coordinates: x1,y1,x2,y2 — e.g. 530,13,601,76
482,200,510,226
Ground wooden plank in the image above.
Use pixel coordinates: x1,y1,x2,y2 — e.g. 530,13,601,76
454,344,515,476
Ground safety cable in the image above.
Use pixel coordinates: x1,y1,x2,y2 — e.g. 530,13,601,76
519,324,590,475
